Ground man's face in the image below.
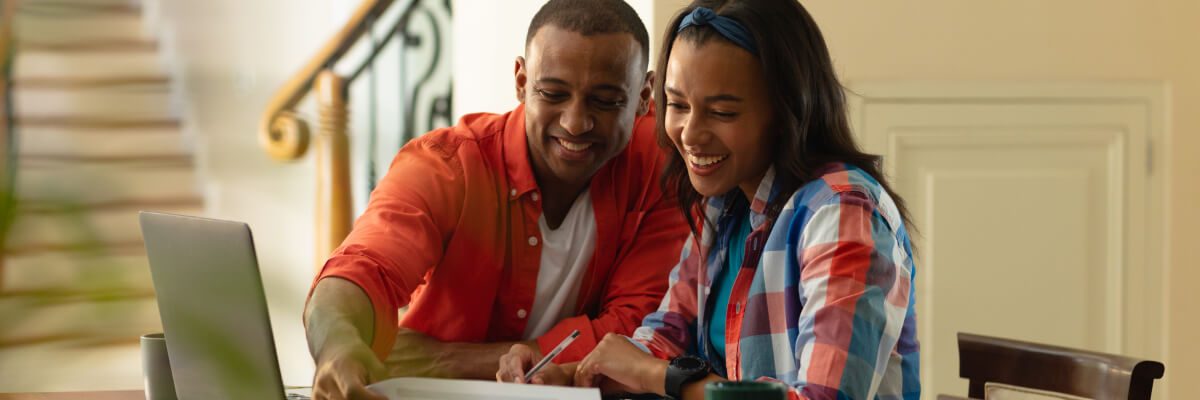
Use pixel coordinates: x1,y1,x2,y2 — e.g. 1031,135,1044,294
515,25,651,189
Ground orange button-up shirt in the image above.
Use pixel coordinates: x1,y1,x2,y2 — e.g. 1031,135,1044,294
312,104,687,362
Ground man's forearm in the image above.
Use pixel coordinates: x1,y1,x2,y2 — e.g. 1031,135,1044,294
444,340,537,379
305,277,378,360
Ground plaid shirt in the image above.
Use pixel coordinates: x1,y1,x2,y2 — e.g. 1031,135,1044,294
633,163,920,400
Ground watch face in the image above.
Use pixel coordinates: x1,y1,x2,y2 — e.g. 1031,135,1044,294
672,355,704,371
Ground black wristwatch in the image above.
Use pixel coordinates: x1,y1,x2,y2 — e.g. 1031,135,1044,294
664,355,710,399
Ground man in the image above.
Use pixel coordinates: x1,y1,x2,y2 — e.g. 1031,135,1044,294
303,0,688,398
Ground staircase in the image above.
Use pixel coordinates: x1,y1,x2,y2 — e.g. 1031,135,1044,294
0,0,202,391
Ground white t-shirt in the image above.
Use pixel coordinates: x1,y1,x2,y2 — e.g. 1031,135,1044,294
523,190,597,339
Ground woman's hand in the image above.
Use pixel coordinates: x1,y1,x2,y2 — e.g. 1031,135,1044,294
496,343,573,385
574,333,668,396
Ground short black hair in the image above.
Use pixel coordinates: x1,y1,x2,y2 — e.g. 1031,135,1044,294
525,0,650,67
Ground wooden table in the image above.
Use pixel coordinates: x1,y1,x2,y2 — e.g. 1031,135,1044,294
0,391,142,400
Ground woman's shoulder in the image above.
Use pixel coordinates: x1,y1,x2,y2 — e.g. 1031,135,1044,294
782,162,906,232
786,163,879,205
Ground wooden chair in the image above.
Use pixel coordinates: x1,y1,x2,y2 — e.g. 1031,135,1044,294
937,396,977,400
955,332,1164,400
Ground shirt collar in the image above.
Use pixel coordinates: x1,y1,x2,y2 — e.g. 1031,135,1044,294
502,104,539,199
705,166,780,229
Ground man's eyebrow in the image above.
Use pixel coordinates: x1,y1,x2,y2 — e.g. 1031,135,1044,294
537,78,627,94
592,84,628,94
535,77,570,86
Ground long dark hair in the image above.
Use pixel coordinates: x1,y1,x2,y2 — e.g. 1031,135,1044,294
656,0,914,235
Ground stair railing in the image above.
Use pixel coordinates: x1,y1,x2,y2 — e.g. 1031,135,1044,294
258,0,453,271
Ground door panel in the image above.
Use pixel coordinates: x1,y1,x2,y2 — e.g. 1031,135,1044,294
849,83,1164,399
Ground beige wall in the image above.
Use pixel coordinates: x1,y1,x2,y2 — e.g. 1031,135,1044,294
452,0,656,118
654,0,1198,397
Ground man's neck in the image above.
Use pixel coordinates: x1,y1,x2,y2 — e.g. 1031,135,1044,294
526,141,594,229
537,175,590,230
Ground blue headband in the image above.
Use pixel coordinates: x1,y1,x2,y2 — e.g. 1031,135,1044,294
677,7,758,55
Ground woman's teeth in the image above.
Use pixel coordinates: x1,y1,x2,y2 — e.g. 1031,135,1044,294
557,138,592,151
688,154,728,166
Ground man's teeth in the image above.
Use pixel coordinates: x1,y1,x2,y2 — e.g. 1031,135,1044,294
557,138,592,151
688,154,728,167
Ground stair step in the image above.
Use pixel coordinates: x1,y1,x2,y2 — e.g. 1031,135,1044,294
16,124,187,159
17,39,158,52
14,45,163,81
3,240,146,258
13,76,170,89
16,116,179,129
18,1,141,16
0,340,144,391
0,296,159,344
3,252,153,293
0,296,159,388
15,161,198,206
5,202,203,253
13,82,174,121
19,0,142,11
15,6,148,45
18,197,204,214
19,154,192,167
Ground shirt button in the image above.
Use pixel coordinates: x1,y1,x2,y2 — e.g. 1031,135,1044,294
528,236,539,246
531,192,539,201
510,189,517,197
517,309,528,319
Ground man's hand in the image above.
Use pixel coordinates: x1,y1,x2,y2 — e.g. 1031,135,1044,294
306,278,387,400
311,341,387,400
496,343,572,385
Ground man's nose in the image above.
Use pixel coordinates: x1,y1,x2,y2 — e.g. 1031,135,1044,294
559,99,594,136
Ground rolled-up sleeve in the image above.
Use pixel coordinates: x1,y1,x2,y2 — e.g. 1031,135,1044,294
307,136,465,358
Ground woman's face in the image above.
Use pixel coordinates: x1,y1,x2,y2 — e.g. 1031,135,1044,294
664,37,774,200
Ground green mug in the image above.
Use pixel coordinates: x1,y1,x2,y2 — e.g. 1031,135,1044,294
705,380,788,400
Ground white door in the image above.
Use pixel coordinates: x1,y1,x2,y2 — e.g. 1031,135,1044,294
849,83,1166,399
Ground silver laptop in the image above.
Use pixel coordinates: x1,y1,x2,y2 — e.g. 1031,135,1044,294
139,211,310,400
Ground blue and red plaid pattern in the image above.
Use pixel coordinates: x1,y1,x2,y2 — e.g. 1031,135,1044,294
633,162,920,400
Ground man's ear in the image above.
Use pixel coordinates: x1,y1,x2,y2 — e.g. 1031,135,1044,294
514,56,528,104
638,70,655,116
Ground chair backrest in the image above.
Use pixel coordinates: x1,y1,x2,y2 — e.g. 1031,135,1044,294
957,332,1164,400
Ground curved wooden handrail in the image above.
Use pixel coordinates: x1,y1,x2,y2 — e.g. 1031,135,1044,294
257,0,394,161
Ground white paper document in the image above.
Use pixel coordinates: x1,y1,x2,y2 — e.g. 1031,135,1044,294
367,377,601,400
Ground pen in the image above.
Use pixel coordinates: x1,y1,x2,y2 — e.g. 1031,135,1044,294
522,329,580,382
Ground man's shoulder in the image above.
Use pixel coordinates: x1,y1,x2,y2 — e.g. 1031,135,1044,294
407,110,512,158
628,109,661,155
453,110,512,140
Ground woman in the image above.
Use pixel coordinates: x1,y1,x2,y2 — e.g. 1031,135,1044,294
497,1,919,398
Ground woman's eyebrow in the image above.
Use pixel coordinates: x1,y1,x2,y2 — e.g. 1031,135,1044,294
665,86,743,103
